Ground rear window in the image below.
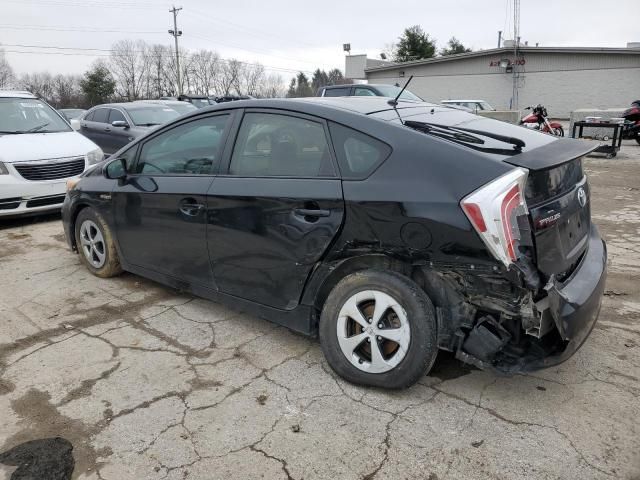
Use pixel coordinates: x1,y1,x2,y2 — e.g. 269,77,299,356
324,87,351,97
329,122,391,179
125,106,180,126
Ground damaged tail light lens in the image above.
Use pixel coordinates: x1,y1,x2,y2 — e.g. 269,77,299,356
461,168,529,266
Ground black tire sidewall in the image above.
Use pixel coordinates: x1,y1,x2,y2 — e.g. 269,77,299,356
74,208,121,278
319,270,438,389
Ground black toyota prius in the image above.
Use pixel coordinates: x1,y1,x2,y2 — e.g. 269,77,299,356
62,97,606,389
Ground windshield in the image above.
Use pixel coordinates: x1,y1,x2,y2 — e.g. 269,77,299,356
374,85,423,102
166,102,198,114
478,101,495,111
190,98,212,108
125,106,181,126
0,98,72,134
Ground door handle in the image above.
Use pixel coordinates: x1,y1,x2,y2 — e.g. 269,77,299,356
104,127,111,132
294,208,331,218
179,200,204,216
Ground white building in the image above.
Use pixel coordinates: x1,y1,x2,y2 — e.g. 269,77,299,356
347,45,640,117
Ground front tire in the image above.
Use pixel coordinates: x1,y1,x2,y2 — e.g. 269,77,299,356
319,270,438,389
75,208,123,278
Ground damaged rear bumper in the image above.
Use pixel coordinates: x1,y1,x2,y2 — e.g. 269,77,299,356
530,224,607,370
458,224,607,373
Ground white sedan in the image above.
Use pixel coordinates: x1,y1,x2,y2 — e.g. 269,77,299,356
0,91,103,217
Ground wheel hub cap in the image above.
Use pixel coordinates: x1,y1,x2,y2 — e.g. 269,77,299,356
79,219,106,269
336,290,410,374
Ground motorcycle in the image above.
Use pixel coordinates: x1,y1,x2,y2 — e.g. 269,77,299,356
519,104,564,136
622,99,640,145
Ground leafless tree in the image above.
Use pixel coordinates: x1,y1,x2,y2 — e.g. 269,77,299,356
257,73,286,98
163,46,191,97
216,59,243,96
189,49,221,95
52,74,83,108
0,47,14,89
109,40,151,101
20,72,55,103
239,63,265,97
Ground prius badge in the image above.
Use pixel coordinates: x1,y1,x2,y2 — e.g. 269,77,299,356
577,187,587,208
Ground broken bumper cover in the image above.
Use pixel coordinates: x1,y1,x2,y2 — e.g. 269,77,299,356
459,224,607,373
535,224,607,370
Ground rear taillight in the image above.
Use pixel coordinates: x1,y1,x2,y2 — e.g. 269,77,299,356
461,168,529,266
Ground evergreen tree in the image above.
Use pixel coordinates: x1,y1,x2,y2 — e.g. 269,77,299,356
327,68,344,85
311,69,330,92
294,72,313,97
394,25,436,62
440,37,472,56
286,77,297,97
80,62,115,106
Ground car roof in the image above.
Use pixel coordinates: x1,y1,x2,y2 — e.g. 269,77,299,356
441,100,488,103
90,102,172,110
322,84,397,89
191,97,441,118
136,99,192,106
0,90,37,99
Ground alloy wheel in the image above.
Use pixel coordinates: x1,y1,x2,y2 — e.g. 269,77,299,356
336,290,411,373
79,219,106,268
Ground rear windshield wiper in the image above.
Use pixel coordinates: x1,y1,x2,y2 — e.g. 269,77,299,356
404,120,485,145
404,120,525,155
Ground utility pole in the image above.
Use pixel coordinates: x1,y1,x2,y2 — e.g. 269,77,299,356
168,6,183,95
511,0,521,109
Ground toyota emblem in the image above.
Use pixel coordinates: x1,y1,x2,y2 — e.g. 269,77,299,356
577,187,587,207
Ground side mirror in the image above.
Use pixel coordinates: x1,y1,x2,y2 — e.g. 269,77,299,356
112,120,129,128
104,158,127,180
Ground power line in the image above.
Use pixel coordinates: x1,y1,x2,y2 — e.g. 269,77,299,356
4,0,166,8
2,49,112,57
0,23,165,34
186,31,320,68
1,43,122,52
2,47,307,74
182,9,317,49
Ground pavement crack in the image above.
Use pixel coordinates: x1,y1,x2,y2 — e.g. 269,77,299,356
431,384,615,477
56,361,122,407
250,445,295,480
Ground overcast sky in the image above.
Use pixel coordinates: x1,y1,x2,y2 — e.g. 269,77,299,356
2,0,639,80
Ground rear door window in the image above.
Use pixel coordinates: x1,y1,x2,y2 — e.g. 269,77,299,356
229,112,335,177
92,108,109,123
135,114,229,175
84,110,95,121
328,122,391,179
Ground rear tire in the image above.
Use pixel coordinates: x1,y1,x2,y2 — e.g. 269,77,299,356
319,270,438,389
74,208,123,278
553,126,564,137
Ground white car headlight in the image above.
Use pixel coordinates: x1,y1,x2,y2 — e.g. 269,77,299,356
0,162,8,175
86,148,104,165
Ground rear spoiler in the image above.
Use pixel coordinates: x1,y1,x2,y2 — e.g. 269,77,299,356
506,138,598,171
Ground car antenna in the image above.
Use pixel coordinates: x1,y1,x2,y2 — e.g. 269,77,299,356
387,75,413,107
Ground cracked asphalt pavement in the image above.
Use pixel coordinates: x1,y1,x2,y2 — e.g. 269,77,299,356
1,141,640,479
